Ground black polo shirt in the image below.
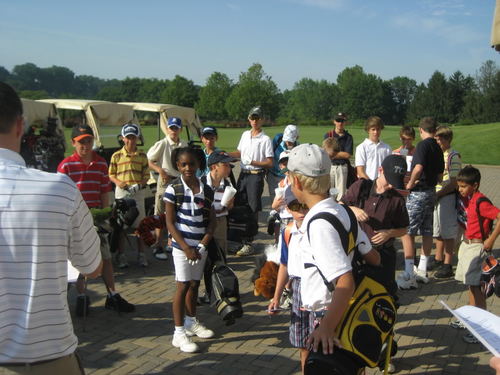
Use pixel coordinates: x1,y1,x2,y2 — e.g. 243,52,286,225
410,137,444,190
323,129,353,166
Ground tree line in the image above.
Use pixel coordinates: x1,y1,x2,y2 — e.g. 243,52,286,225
2,60,499,126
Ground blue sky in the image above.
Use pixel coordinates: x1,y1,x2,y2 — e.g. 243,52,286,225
0,0,497,90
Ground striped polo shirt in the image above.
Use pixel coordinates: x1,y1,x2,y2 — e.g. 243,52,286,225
109,147,149,185
205,173,230,218
57,151,112,208
164,177,213,251
0,148,102,363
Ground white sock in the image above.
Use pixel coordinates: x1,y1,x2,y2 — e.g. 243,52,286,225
404,259,414,277
418,255,428,272
184,315,196,327
109,291,117,297
174,326,185,335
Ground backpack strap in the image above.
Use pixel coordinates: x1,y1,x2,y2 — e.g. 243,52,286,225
476,197,493,241
356,179,374,210
446,150,460,174
304,205,359,292
283,221,294,247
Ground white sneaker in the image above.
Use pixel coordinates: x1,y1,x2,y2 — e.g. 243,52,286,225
172,333,199,353
185,319,215,339
397,272,418,290
117,253,129,269
236,244,254,256
414,266,430,284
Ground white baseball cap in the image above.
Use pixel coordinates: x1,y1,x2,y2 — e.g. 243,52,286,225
283,124,298,143
286,143,330,177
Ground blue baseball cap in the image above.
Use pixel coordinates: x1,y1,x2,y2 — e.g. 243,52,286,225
167,117,182,128
121,123,140,137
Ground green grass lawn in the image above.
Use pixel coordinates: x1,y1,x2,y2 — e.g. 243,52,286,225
64,122,500,165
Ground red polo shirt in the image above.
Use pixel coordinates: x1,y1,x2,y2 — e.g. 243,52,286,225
464,191,500,240
57,151,112,208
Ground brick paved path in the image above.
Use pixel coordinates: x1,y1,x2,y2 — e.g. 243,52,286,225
73,165,500,375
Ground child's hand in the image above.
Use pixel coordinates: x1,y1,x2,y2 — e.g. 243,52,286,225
184,247,201,265
351,206,369,222
371,230,390,245
484,237,494,252
267,299,280,315
118,181,128,189
306,321,343,354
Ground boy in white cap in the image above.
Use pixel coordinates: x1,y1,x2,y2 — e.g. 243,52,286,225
268,124,299,200
109,123,150,267
228,106,273,256
147,117,188,259
286,143,378,354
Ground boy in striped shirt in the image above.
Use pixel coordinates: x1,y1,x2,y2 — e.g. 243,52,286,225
58,124,135,315
109,123,150,267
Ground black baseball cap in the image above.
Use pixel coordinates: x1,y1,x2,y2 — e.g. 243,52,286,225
201,126,218,136
71,124,94,141
334,112,347,122
381,155,407,190
207,151,237,167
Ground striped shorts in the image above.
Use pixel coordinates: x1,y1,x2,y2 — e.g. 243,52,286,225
289,277,315,348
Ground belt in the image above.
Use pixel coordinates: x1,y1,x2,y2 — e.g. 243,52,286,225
241,169,265,175
463,238,483,244
0,354,70,367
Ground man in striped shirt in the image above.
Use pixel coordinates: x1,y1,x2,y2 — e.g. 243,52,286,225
58,125,134,315
0,82,102,373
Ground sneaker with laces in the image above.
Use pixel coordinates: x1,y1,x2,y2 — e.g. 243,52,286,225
185,319,215,339
434,264,453,279
450,319,466,329
116,253,129,269
105,293,135,313
414,266,430,284
463,332,479,344
153,247,168,260
75,295,91,317
396,272,418,290
172,333,199,353
236,244,254,256
138,252,148,267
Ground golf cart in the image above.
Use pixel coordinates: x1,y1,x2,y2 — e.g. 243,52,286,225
38,99,139,163
20,98,66,172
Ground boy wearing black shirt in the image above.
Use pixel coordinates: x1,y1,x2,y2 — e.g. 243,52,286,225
397,117,444,289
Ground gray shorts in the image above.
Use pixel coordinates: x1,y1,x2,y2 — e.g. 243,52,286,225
433,193,458,239
407,190,435,236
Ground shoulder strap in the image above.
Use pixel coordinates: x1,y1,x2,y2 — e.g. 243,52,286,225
171,177,184,212
284,221,294,247
446,150,460,174
476,197,493,241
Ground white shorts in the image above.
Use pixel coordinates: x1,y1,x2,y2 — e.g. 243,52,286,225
172,248,207,282
433,193,458,240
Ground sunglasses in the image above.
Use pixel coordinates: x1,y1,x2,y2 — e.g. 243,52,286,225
334,118,345,123
287,201,308,212
249,115,260,121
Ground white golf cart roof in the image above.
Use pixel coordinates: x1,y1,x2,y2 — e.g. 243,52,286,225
119,102,202,142
21,98,65,144
38,99,137,148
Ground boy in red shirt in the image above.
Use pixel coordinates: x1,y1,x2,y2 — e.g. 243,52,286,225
452,165,500,343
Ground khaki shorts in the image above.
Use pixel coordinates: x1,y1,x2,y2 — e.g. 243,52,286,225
433,193,458,239
213,216,228,255
455,241,486,286
98,232,111,260
154,179,167,216
0,352,84,375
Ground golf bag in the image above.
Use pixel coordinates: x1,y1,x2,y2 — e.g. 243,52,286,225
209,240,243,325
227,205,258,243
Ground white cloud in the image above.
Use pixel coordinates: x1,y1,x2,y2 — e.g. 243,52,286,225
290,0,344,10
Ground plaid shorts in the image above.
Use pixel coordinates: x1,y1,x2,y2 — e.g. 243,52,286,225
289,277,315,348
406,189,435,236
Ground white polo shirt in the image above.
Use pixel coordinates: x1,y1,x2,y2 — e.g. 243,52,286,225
237,130,273,171
298,197,371,312
355,138,392,180
286,222,303,278
147,136,187,177
0,148,101,363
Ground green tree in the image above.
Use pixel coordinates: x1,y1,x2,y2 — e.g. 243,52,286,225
388,76,417,124
284,78,338,122
137,78,166,103
225,63,281,121
19,90,50,100
196,72,233,121
11,63,42,91
160,75,199,107
39,66,76,97
447,71,475,123
74,75,107,98
336,65,390,121
476,60,498,94
0,66,10,82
